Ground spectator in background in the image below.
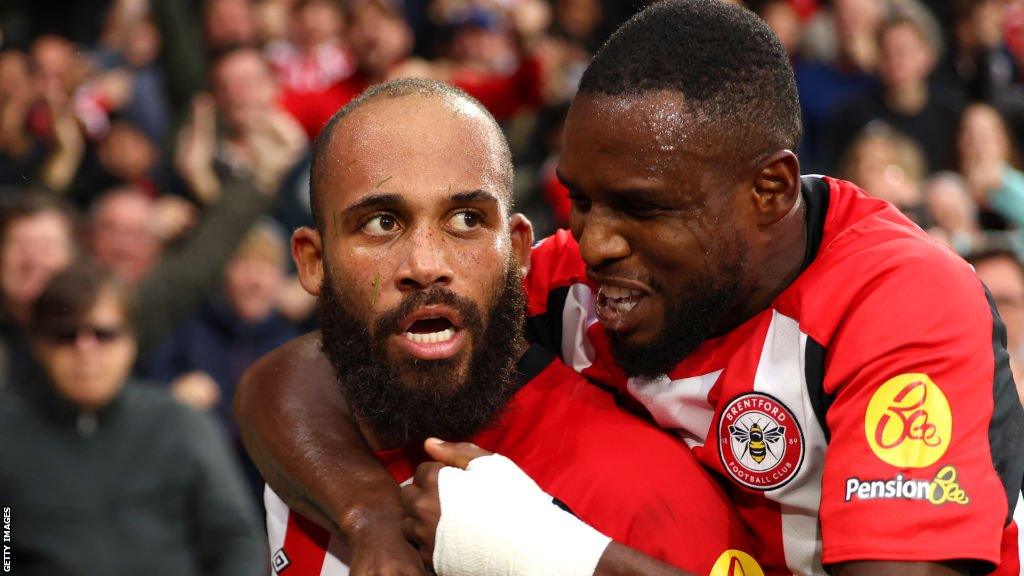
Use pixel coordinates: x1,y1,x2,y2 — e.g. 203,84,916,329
67,119,162,206
551,0,609,53
210,46,308,171
148,219,301,501
0,262,266,576
756,0,802,58
87,187,165,285
793,0,882,171
265,0,355,121
0,50,50,188
274,0,416,134
968,248,1024,399
430,0,549,120
826,12,962,172
0,40,87,195
956,102,1024,232
923,171,986,254
838,121,929,223
85,91,305,361
152,0,260,123
939,0,1023,105
0,192,76,389
203,0,260,53
93,13,173,145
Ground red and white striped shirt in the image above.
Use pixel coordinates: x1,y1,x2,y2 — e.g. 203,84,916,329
524,176,1024,575
267,347,752,575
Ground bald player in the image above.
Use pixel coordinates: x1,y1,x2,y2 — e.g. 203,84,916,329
256,77,752,576
238,2,1024,575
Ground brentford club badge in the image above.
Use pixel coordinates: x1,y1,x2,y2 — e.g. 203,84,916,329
718,392,804,491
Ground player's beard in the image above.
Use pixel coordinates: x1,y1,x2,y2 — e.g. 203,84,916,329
610,254,744,379
317,260,527,447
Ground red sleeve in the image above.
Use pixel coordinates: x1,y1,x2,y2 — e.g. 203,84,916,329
816,244,1015,569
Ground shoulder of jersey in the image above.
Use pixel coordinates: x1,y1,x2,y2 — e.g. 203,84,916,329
776,177,982,337
799,177,975,291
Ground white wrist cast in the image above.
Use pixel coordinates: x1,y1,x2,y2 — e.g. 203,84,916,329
432,454,612,576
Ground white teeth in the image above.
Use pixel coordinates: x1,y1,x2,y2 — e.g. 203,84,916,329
620,301,635,313
600,284,643,300
404,327,455,344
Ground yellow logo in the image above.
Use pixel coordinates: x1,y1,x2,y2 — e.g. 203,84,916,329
929,465,969,505
865,373,952,468
709,550,764,576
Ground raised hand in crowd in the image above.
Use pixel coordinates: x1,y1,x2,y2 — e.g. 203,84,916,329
0,51,36,162
241,107,307,196
176,93,221,204
38,86,84,194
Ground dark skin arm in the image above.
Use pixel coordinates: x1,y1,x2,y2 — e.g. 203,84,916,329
401,441,972,576
234,331,425,575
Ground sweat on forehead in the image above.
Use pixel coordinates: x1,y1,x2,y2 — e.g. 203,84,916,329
309,78,513,230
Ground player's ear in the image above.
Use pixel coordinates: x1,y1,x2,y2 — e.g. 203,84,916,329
509,213,534,277
292,227,324,296
752,149,801,227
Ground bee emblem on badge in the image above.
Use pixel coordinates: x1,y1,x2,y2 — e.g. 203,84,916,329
729,421,785,464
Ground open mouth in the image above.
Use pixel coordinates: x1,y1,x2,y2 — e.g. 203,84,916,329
593,282,651,334
395,306,467,360
597,285,645,315
404,317,457,344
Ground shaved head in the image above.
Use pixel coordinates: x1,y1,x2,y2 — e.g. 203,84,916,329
309,78,513,233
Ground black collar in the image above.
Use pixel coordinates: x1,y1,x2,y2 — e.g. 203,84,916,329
799,175,831,272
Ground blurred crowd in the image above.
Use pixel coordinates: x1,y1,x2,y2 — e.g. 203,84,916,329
0,0,1022,573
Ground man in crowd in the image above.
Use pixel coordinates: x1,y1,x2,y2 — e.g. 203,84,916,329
147,220,301,502
236,1,1024,575
0,192,76,389
246,77,754,575
969,247,1024,395
0,262,265,575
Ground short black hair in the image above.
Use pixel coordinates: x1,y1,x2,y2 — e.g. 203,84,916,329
309,78,513,233
577,0,802,163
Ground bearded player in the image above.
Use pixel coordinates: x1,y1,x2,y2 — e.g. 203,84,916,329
237,1,1024,575
255,77,754,576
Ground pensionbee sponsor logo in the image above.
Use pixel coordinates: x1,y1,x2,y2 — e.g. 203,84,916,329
864,373,952,468
709,550,764,576
845,465,969,505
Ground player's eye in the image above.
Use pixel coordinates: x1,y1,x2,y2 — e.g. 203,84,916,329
448,210,483,232
363,214,400,236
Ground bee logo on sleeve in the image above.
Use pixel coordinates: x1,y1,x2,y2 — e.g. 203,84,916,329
709,550,764,576
718,393,804,491
864,373,952,468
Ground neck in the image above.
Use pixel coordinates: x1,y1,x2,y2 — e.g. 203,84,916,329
886,82,928,114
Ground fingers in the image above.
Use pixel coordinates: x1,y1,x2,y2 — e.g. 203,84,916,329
423,438,492,470
191,93,216,142
400,479,439,568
